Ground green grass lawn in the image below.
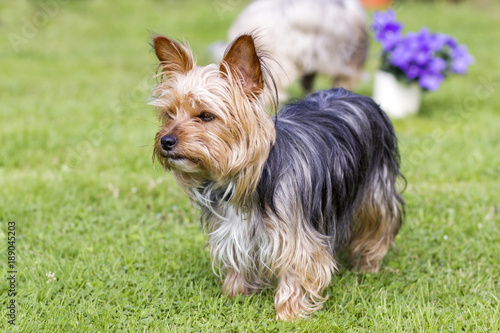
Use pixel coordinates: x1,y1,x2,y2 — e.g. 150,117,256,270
1,0,499,331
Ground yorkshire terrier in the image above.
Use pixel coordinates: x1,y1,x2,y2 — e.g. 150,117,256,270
151,34,404,320
209,0,369,101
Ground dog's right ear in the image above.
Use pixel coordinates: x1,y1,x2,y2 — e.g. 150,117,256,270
153,35,193,75
220,34,264,97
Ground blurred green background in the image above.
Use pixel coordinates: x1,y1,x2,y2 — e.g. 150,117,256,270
1,0,499,331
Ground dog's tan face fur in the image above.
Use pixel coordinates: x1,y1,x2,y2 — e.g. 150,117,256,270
151,35,275,204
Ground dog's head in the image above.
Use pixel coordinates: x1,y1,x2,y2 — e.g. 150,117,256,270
151,34,276,202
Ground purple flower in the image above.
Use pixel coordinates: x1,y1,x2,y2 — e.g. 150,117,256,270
414,46,432,66
372,9,403,51
413,29,434,66
404,63,421,80
426,57,447,74
390,44,413,68
450,45,474,74
451,58,472,74
419,73,444,91
372,10,473,91
429,33,457,51
376,23,403,51
416,28,432,44
372,10,399,32
403,32,422,52
445,36,458,48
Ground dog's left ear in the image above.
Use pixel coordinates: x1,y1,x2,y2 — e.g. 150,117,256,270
220,35,264,97
153,35,194,76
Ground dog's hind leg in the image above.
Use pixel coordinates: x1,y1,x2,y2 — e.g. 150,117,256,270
299,72,316,93
348,170,404,273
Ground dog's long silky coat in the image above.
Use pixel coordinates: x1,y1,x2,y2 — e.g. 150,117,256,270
151,34,404,320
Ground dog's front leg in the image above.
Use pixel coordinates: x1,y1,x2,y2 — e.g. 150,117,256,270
223,268,254,297
273,226,336,320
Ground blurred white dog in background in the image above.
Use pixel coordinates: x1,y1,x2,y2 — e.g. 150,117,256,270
209,0,369,101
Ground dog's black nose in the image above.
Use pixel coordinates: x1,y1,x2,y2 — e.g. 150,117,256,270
160,135,178,151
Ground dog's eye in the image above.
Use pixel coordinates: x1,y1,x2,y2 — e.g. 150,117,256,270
163,109,174,120
198,112,215,122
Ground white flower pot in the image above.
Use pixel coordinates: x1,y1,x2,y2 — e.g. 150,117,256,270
373,70,422,118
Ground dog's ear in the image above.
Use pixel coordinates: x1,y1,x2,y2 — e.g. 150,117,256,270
153,35,193,75
220,35,264,96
